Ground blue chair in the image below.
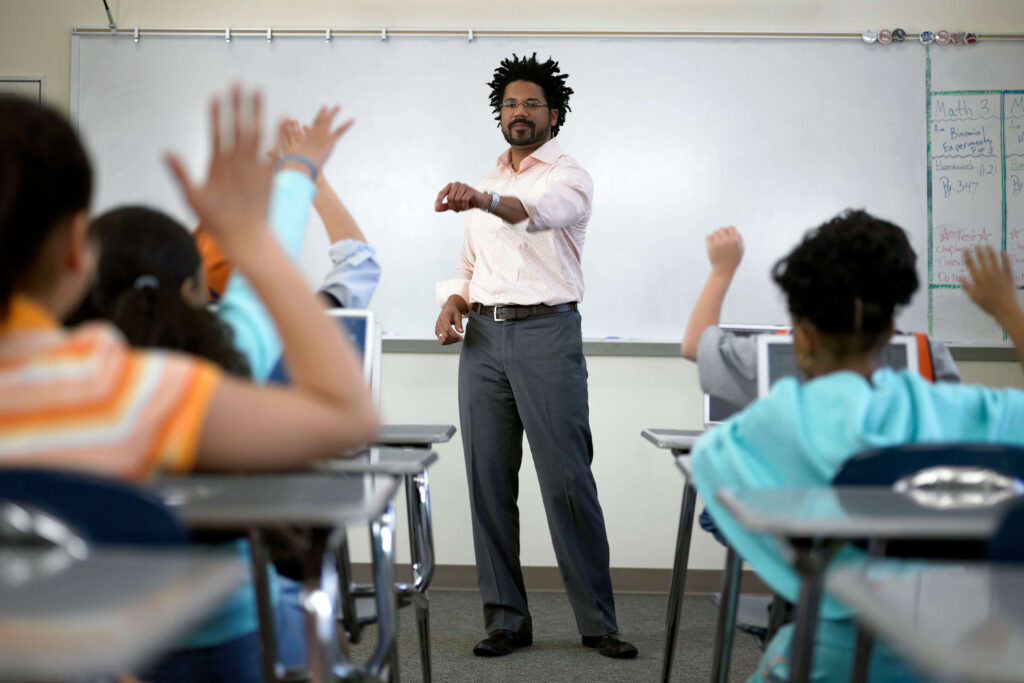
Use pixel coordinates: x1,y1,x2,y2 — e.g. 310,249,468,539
0,468,188,546
989,497,1024,562
834,443,1024,488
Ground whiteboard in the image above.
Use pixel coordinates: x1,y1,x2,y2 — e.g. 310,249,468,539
928,41,1024,344
72,32,939,342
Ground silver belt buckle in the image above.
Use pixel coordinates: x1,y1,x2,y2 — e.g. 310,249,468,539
493,305,507,322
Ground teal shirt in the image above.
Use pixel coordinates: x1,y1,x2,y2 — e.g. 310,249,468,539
692,367,1024,620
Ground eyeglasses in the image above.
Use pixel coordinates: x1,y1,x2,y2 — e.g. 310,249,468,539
500,100,550,112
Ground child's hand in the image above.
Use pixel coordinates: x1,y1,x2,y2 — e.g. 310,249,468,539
961,245,1020,322
706,226,743,276
166,86,273,258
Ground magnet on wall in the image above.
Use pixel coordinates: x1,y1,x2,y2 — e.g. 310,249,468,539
935,30,951,44
919,30,934,44
966,32,979,44
878,29,893,44
862,29,878,43
892,28,907,43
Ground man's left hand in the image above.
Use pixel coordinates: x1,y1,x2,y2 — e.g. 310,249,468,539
435,182,487,212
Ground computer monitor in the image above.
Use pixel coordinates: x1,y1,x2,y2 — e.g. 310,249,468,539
756,333,919,398
703,324,787,426
326,308,377,389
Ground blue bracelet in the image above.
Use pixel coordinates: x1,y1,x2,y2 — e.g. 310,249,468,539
275,153,318,182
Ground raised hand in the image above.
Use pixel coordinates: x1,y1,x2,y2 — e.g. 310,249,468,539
706,226,744,276
961,245,1019,322
270,109,353,175
435,182,487,212
166,85,273,258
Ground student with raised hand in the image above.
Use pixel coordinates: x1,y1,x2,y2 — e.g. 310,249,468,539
681,226,960,409
274,117,382,310
691,210,1024,682
198,116,381,310
0,90,376,678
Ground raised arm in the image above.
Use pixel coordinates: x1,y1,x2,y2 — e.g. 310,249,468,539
962,245,1024,368
166,88,376,469
681,226,744,360
216,111,354,379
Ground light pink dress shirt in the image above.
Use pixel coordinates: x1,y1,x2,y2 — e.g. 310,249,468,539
435,138,594,307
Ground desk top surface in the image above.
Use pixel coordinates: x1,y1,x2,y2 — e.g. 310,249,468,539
829,562,1024,683
0,548,244,681
316,446,439,475
152,472,401,530
373,424,456,446
641,428,705,453
717,487,1007,539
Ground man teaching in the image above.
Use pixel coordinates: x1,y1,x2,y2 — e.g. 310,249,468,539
433,53,637,660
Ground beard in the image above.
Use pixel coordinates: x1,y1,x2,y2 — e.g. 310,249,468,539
502,119,550,146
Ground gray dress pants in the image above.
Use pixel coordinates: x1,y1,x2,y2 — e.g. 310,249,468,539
458,308,618,637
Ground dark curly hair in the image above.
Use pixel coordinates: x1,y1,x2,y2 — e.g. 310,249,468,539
488,53,573,136
772,209,919,353
66,206,251,378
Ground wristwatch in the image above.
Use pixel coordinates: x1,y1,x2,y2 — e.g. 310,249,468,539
485,190,501,213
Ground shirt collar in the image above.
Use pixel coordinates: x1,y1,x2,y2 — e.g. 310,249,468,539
1,295,60,333
496,137,563,172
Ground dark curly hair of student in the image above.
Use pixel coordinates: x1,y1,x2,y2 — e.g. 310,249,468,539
66,206,251,378
771,209,919,353
0,97,92,319
488,53,573,136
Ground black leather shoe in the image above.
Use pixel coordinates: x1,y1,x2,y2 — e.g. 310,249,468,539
581,632,639,659
472,629,533,657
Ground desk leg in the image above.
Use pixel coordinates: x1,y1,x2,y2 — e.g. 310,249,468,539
660,481,697,683
302,529,349,683
787,540,842,683
405,469,434,682
248,530,281,683
710,546,742,683
366,501,399,682
850,626,874,683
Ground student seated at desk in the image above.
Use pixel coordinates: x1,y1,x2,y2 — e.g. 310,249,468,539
0,90,377,682
690,210,1024,682
680,224,960,546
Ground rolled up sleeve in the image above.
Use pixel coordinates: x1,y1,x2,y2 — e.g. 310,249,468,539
521,165,593,233
319,239,381,309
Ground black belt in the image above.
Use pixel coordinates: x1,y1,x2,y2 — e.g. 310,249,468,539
472,302,578,321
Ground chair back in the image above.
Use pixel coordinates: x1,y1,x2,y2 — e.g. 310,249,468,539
834,443,1024,560
834,443,1024,487
0,468,188,546
989,498,1024,562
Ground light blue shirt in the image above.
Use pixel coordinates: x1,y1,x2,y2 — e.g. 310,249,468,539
320,239,380,310
218,171,380,380
692,367,1024,620
217,170,315,380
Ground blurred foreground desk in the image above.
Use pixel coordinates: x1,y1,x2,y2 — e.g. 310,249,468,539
153,473,401,683
0,547,245,682
830,562,1024,683
719,486,1008,683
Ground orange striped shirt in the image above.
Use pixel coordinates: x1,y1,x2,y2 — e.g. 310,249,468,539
0,296,221,480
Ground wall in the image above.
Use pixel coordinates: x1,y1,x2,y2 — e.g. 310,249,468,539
3,0,1024,573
